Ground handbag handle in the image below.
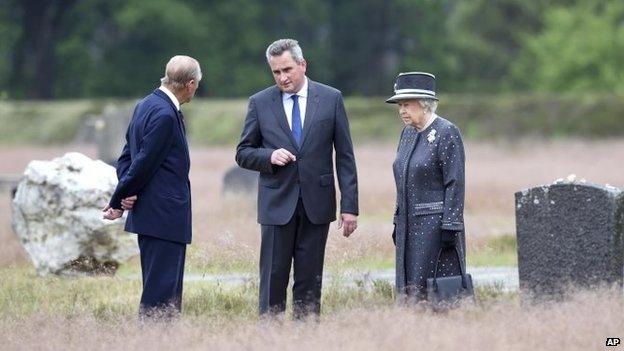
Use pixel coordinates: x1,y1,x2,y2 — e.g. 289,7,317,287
430,244,468,290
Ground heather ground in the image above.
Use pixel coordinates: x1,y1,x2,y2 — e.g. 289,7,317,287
1,140,623,350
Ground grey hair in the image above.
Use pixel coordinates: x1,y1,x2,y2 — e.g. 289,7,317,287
418,99,438,114
265,39,304,63
160,55,202,91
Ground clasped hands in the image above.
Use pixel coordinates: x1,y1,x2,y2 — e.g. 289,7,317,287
102,195,137,220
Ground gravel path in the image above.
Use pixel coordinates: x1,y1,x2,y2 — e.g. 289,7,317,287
124,266,519,291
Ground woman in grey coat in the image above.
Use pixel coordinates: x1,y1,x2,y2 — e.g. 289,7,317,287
386,72,466,303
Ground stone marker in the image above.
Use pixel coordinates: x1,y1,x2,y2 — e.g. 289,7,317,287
12,152,138,276
94,103,134,165
0,174,20,198
222,165,258,195
515,177,624,298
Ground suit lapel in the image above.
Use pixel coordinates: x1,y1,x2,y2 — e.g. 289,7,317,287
299,80,319,150
269,86,299,150
178,111,190,161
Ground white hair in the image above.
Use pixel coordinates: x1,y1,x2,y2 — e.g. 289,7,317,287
418,99,438,114
160,55,202,91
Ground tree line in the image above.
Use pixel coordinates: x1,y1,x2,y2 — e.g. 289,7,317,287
0,0,622,99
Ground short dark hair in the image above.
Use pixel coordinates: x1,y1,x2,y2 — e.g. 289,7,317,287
265,39,304,63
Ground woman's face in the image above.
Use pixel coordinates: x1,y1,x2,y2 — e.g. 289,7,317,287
397,99,425,126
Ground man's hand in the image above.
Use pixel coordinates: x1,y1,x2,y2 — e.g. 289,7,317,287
338,213,358,238
102,205,124,220
270,148,296,166
121,195,138,211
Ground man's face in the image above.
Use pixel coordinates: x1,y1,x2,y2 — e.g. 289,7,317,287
268,51,306,94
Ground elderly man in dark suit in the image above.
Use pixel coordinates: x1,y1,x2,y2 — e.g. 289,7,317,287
103,55,201,318
236,38,359,319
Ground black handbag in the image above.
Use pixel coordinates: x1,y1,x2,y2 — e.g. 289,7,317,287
426,245,474,308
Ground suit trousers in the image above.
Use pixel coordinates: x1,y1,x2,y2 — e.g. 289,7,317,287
138,234,186,318
259,199,330,318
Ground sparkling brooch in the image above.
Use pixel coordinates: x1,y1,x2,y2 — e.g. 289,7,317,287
427,129,437,144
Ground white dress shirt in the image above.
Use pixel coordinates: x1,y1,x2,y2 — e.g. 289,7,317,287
159,86,181,111
281,77,308,130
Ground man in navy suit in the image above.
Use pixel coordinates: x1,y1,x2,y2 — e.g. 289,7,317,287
103,55,201,318
236,39,358,319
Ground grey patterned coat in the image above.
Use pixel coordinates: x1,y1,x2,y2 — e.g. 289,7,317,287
392,116,466,300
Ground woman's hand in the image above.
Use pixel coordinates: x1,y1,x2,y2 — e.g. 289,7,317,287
440,230,458,248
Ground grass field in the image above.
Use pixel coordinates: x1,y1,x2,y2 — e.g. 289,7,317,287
1,265,621,350
3,93,624,147
3,139,623,269
1,140,623,350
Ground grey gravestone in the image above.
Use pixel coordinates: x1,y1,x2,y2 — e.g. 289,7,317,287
0,174,20,198
222,165,258,195
94,103,135,165
515,180,624,299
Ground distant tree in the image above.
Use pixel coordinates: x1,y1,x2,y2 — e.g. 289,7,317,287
512,0,624,92
4,0,620,98
85,0,204,96
444,0,573,92
393,0,456,93
326,0,396,95
259,0,331,86
53,0,122,98
91,0,273,97
0,3,20,98
8,0,78,99
194,0,269,96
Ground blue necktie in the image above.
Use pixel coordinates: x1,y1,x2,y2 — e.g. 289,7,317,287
291,94,302,145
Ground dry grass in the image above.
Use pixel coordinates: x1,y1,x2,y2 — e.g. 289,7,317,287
1,267,622,351
1,140,623,349
0,283,621,351
2,140,624,269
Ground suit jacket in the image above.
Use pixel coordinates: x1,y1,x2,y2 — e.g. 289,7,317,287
109,89,192,244
236,79,358,225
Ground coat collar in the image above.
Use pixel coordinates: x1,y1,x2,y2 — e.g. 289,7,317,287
281,77,309,102
152,88,189,159
158,86,181,111
153,88,181,118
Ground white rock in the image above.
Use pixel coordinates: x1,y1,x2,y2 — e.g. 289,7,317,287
11,152,138,275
